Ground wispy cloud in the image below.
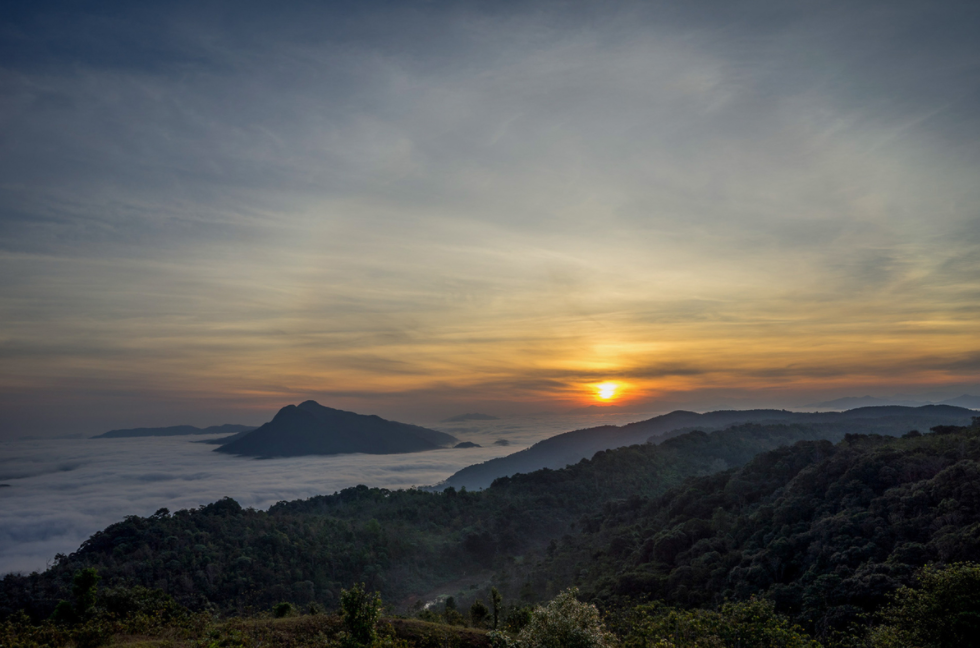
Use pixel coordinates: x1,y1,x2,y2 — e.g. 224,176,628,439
1,1,979,435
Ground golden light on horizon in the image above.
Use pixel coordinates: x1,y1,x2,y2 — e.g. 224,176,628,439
595,381,620,401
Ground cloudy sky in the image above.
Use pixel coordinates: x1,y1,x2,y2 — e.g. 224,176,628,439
2,0,979,437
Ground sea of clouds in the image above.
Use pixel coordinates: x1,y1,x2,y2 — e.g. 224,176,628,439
0,410,657,575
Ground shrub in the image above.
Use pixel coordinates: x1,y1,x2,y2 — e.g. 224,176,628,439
624,598,820,648
340,582,382,647
514,588,615,648
471,599,490,628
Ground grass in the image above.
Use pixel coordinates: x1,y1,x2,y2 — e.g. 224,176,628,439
100,615,491,648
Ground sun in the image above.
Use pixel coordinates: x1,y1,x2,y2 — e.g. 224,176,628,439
595,381,620,401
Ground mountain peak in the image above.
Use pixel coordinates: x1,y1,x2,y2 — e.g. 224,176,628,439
216,402,458,457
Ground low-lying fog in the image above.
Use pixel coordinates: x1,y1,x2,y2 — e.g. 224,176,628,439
0,410,659,575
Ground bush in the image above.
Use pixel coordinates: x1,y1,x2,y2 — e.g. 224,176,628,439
340,582,383,647
471,599,490,628
274,601,298,618
514,588,615,648
503,606,533,633
624,599,820,648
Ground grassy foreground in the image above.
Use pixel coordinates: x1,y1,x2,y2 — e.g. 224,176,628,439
3,613,492,648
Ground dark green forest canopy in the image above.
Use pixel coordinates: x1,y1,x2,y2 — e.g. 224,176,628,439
527,419,980,637
0,422,843,619
4,415,980,640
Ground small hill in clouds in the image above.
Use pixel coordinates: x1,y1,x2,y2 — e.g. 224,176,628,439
215,400,458,457
93,424,255,439
441,413,499,422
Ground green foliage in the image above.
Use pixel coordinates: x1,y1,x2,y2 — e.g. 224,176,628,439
523,419,980,640
73,567,101,616
49,599,78,625
340,582,382,647
2,421,878,618
499,606,533,634
4,417,980,648
871,562,980,648
4,584,198,648
624,598,820,647
508,588,614,648
470,599,490,628
491,587,503,630
99,583,187,621
273,601,297,618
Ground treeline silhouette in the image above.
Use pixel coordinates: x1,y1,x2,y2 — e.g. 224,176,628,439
4,416,980,646
1,422,857,618
520,418,980,640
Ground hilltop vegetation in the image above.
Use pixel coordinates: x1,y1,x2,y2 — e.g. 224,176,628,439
1,421,856,619
5,414,980,646
444,405,974,489
518,418,980,639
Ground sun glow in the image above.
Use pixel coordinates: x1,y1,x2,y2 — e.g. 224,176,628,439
595,381,620,401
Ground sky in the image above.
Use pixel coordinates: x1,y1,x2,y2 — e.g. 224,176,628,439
2,0,979,438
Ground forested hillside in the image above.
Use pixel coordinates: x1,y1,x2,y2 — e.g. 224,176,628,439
519,418,980,639
443,405,974,489
1,421,855,619
5,416,980,647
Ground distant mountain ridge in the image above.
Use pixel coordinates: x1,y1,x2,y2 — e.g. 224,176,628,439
807,393,980,409
215,400,458,457
93,424,255,439
443,404,977,489
943,394,980,409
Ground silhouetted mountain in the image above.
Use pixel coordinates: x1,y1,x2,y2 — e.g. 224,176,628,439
941,394,980,409
214,401,458,457
93,424,255,439
806,395,897,409
442,405,976,489
454,441,481,448
441,413,499,422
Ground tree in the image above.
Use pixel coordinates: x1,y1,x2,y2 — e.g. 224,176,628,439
72,568,101,616
444,596,465,626
491,587,503,630
340,582,382,647
624,599,819,648
51,568,101,623
515,588,615,648
872,562,980,648
471,599,490,628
